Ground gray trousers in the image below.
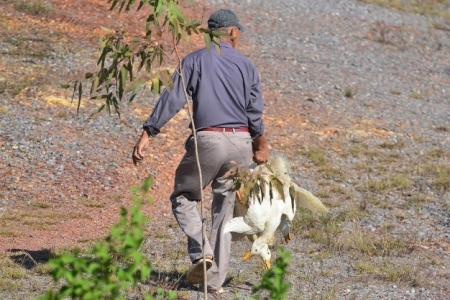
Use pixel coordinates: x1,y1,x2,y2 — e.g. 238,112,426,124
170,131,252,289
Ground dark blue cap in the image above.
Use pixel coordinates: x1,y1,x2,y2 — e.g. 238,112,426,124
208,9,245,32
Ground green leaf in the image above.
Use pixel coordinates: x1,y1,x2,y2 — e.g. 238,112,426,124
91,76,100,94
151,76,160,94
100,26,115,34
158,69,173,91
141,177,153,192
204,32,211,51
60,83,70,89
71,80,78,104
77,81,82,114
85,72,94,79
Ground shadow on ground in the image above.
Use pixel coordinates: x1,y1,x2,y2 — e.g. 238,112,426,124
7,248,55,269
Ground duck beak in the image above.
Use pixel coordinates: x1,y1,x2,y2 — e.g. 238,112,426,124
236,190,243,202
243,251,253,261
263,259,271,270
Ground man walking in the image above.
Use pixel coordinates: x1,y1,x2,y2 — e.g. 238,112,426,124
132,8,270,295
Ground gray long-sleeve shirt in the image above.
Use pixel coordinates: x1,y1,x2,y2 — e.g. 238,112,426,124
143,42,265,139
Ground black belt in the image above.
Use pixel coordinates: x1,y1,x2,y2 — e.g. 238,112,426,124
199,127,249,133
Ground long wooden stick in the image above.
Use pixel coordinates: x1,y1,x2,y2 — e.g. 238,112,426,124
173,40,208,299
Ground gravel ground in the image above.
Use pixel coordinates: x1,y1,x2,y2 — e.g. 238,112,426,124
165,0,450,299
0,0,449,299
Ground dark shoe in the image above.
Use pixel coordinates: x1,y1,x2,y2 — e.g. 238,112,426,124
186,255,213,284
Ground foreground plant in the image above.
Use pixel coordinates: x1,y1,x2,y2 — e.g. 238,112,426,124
250,247,292,300
40,177,176,300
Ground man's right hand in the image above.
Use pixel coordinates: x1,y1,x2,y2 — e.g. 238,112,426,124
132,130,150,165
252,134,270,165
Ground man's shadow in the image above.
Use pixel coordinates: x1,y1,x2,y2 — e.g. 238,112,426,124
6,249,254,295
7,248,55,269
147,270,254,293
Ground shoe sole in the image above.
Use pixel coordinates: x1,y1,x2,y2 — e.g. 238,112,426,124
186,258,213,284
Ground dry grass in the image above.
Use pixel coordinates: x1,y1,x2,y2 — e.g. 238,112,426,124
342,86,358,98
78,197,106,208
0,254,28,292
6,0,53,16
358,0,450,20
302,147,328,166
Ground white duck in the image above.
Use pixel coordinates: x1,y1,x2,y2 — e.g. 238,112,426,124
225,155,328,269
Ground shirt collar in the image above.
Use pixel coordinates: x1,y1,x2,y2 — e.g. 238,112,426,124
219,41,233,48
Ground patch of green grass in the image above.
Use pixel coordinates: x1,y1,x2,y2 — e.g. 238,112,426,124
78,197,105,208
154,230,169,239
355,261,377,274
0,255,28,292
1,267,28,280
409,91,422,99
420,163,450,190
311,250,333,260
433,165,450,190
358,0,450,20
366,173,411,192
378,260,416,283
367,179,390,192
30,201,51,209
230,271,247,285
0,106,7,115
391,173,411,189
0,278,21,291
55,111,70,119
355,161,374,172
404,193,428,210
343,144,366,158
389,89,402,95
342,86,357,98
433,21,450,31
313,286,337,300
9,0,53,16
320,166,345,181
298,213,343,249
378,141,404,149
31,263,53,276
338,231,413,256
371,198,393,210
426,148,445,158
0,229,23,237
22,218,58,230
303,147,328,166
355,259,422,285
315,189,331,199
329,184,349,195
381,223,396,232
436,126,449,132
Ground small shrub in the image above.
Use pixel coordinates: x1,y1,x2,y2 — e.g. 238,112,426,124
249,248,292,300
342,86,357,98
40,178,176,300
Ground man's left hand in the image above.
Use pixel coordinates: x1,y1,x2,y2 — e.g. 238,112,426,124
132,130,150,165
